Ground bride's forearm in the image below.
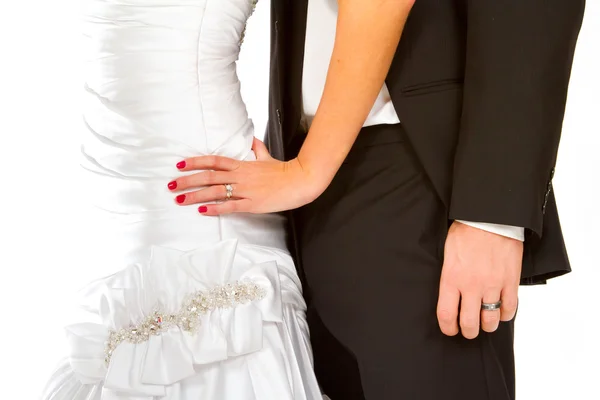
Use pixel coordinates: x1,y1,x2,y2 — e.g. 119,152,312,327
297,0,414,195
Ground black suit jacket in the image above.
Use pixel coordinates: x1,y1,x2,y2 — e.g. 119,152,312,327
265,0,585,284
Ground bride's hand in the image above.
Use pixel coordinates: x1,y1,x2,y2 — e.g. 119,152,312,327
168,138,325,215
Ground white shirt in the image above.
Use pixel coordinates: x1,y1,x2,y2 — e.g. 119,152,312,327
301,0,400,128
301,0,524,241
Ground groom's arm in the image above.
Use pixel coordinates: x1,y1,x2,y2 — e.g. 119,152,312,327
436,0,585,339
448,0,585,236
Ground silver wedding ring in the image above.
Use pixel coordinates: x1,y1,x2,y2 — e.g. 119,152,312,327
481,300,502,311
224,184,234,200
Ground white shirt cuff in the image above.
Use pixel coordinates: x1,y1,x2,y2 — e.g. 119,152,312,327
456,220,525,242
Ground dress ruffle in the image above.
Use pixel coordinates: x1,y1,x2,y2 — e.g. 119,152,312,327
41,240,321,399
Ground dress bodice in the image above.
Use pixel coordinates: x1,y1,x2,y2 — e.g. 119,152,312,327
79,0,286,271
82,0,256,159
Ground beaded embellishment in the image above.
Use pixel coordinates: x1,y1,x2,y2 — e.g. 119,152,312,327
104,280,266,365
240,0,259,45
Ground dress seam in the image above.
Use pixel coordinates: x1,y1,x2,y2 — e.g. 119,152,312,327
196,0,210,152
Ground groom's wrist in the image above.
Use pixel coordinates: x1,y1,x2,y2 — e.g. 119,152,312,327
455,220,525,242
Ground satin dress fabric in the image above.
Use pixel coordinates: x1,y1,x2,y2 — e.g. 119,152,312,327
40,1,323,399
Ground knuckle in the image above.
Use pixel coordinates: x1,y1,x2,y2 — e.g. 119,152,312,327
502,298,518,312
460,317,479,331
184,190,196,202
211,185,224,196
194,189,209,202
205,170,217,185
214,157,225,170
437,309,456,324
193,156,206,170
177,176,190,188
208,155,219,168
485,283,503,293
439,277,455,289
197,189,213,203
481,312,499,325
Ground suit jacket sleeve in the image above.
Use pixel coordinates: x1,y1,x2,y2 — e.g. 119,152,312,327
448,0,585,236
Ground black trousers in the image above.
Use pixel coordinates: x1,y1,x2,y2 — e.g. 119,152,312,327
294,124,515,400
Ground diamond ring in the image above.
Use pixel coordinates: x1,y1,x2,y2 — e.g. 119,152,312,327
224,184,234,200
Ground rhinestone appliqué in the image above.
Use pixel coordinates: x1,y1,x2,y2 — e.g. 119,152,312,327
104,280,266,365
239,0,259,45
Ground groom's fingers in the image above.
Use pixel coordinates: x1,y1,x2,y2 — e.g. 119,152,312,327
500,286,519,322
459,293,481,339
437,282,460,336
480,290,501,333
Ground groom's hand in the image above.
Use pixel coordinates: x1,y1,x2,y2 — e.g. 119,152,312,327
437,221,523,339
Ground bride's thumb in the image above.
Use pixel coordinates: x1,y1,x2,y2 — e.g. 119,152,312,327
252,137,271,160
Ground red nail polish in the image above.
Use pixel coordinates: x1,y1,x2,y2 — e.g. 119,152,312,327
167,181,177,190
176,194,186,204
176,161,186,169
198,206,208,213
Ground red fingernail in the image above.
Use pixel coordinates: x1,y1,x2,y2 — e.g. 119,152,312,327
176,194,186,204
167,181,177,190
198,206,208,213
176,161,186,169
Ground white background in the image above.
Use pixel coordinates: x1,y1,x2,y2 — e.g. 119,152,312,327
0,1,598,399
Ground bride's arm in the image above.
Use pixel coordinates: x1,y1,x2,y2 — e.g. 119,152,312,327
170,0,415,214
297,0,414,194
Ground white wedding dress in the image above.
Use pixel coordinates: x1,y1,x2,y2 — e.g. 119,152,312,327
40,0,324,399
